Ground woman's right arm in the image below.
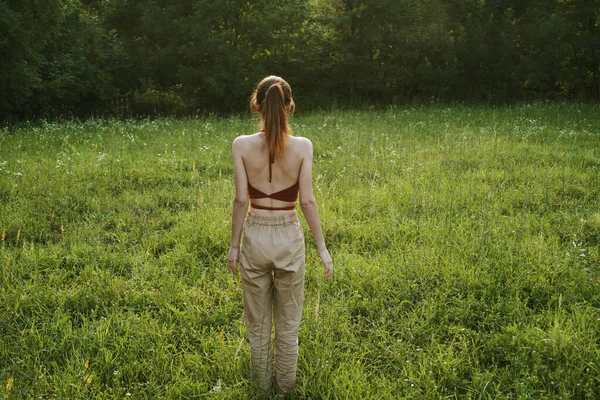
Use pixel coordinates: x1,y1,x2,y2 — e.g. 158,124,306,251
298,138,333,278
227,136,249,275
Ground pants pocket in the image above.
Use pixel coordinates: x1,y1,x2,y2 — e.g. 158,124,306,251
292,221,304,241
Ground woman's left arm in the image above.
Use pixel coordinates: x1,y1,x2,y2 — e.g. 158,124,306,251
227,137,249,275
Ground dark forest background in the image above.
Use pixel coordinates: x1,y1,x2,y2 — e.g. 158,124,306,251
2,0,599,121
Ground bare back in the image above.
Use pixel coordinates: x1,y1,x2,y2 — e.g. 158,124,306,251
232,132,314,214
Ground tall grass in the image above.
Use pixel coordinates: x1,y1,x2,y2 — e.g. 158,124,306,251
1,102,599,398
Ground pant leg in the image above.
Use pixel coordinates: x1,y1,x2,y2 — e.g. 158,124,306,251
240,223,274,396
272,220,306,395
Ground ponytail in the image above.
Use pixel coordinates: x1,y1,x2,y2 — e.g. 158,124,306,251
263,83,288,161
250,76,294,162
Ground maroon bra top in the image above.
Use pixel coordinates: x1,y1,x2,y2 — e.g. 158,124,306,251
248,153,299,211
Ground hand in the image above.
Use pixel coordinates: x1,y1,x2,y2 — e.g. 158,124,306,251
227,247,239,275
318,248,333,278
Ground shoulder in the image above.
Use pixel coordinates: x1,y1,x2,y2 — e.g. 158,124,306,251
232,133,260,152
232,134,249,147
290,136,313,153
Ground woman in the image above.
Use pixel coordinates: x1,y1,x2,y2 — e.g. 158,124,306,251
226,75,333,397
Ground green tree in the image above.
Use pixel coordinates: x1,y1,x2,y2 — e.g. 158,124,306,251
0,0,64,119
557,0,600,98
104,0,313,114
0,0,122,120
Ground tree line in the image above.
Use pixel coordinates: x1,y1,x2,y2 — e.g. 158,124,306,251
1,0,599,120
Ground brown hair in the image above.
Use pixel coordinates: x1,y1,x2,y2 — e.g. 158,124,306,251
250,76,295,161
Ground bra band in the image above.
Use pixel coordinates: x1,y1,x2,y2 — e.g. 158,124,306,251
250,203,296,211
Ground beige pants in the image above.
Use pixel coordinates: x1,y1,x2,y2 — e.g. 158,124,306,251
240,212,305,396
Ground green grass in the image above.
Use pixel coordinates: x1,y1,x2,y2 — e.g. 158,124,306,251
1,102,599,399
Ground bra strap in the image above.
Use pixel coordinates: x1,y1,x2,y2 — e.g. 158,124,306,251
269,152,274,182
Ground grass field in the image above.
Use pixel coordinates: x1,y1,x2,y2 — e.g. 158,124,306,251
1,102,599,399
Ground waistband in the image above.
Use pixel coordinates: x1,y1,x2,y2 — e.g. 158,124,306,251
245,211,299,226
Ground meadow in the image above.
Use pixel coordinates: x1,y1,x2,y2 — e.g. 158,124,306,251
1,103,599,399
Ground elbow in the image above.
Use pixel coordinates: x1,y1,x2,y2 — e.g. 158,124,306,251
300,196,317,209
233,197,248,209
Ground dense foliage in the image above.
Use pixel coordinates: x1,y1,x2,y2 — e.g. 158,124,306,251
1,0,599,120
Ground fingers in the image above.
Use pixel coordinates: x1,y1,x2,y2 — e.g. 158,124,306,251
322,258,333,278
324,262,333,278
226,247,239,275
226,259,238,275
318,249,333,278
